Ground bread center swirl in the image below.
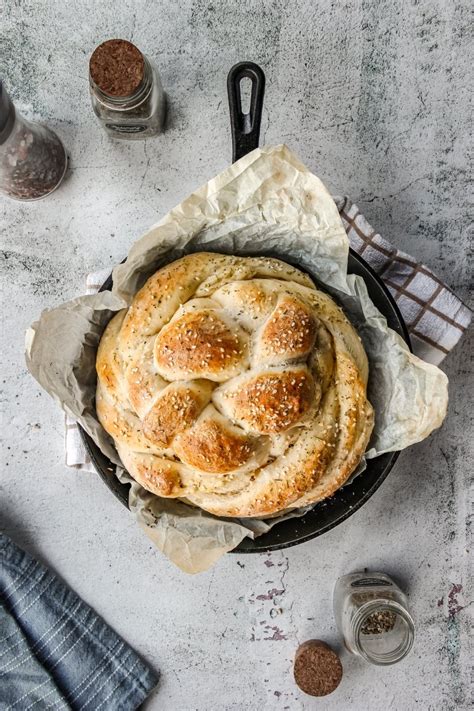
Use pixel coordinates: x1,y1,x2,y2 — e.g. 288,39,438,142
96,253,374,518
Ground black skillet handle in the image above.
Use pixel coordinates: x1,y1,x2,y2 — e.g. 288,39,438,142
227,62,265,163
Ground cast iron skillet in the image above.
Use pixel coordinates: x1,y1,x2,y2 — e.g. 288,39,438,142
80,62,411,553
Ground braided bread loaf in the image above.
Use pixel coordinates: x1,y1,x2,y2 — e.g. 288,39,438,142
96,253,374,517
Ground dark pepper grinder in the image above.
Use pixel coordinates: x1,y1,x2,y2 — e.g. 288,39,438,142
0,82,67,201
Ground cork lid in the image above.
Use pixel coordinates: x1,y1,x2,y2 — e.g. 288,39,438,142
293,640,343,697
89,39,145,97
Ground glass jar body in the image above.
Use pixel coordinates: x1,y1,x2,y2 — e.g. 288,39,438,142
89,57,166,140
0,111,67,201
333,572,415,665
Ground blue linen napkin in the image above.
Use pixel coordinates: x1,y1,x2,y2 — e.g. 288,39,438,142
0,533,158,710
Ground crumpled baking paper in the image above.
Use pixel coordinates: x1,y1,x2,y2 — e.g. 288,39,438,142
25,145,448,573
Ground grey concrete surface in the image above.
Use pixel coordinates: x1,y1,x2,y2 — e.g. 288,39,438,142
1,1,472,709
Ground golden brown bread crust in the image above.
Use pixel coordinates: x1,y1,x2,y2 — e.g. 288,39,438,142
256,295,317,364
96,253,374,517
154,306,248,382
214,366,317,435
142,380,213,447
173,406,259,473
116,445,185,497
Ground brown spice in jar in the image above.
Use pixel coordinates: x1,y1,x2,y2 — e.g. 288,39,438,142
89,39,144,97
293,640,343,697
361,610,397,635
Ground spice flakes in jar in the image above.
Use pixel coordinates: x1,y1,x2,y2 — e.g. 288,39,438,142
333,572,415,666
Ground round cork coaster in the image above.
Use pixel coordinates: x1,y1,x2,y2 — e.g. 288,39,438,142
293,640,343,697
89,39,144,97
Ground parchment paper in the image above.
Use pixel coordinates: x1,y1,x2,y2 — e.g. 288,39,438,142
25,145,448,573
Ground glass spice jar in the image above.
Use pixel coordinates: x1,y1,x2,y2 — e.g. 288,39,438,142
333,572,415,666
0,82,67,201
89,39,166,139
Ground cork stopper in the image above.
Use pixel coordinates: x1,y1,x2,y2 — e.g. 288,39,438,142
293,640,343,697
89,39,145,97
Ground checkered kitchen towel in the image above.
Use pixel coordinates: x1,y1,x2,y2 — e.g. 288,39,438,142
0,533,158,710
337,198,471,363
65,198,471,472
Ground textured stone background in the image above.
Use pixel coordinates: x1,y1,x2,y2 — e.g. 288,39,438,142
1,1,472,709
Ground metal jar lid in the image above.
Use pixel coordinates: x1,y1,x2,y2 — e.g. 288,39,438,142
0,82,16,145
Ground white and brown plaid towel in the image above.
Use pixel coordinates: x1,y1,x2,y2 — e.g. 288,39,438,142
65,198,471,472
337,197,471,364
